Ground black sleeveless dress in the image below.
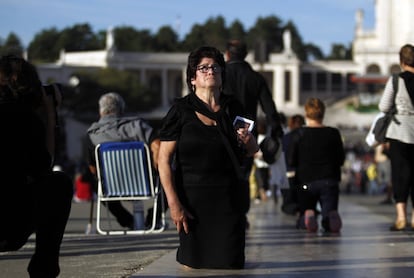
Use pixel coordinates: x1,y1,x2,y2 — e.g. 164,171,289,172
159,93,246,269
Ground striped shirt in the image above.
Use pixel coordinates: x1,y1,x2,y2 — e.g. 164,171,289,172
379,73,414,144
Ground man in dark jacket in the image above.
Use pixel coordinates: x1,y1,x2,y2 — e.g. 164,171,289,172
223,40,283,140
223,40,283,209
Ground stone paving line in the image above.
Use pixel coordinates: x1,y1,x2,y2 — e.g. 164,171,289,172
1,194,414,278
131,195,414,278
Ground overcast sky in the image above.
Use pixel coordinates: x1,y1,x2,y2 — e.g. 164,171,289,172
0,0,375,55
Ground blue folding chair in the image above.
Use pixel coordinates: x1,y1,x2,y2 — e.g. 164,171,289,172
95,141,165,235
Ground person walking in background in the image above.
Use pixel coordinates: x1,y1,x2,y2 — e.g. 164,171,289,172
158,46,258,269
375,143,393,204
286,98,345,233
378,44,414,231
0,55,73,278
366,160,379,195
223,40,284,208
253,118,271,202
86,92,160,229
267,112,288,204
281,114,305,215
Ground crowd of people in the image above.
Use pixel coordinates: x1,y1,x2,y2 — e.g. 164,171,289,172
4,41,414,276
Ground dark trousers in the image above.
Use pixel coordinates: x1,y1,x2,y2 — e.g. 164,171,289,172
92,179,134,228
389,139,414,203
107,201,134,228
241,157,254,214
297,179,339,230
0,171,73,278
255,167,270,192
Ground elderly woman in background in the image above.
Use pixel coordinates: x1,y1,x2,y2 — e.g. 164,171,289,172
158,46,258,269
286,97,345,233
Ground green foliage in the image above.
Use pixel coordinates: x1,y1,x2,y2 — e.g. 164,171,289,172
21,14,346,62
182,24,206,51
326,43,352,60
28,24,103,62
154,26,179,52
284,21,307,61
62,68,161,119
247,15,283,53
28,28,61,62
346,102,379,113
115,26,154,51
0,33,24,57
228,20,246,41
304,43,324,61
57,23,103,52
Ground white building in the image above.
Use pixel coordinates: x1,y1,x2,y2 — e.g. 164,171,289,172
37,0,413,162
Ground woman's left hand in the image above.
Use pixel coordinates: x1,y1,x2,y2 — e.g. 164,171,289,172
236,129,259,156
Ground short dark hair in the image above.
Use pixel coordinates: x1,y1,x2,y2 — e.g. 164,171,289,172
400,44,414,67
304,97,325,121
226,40,247,60
0,55,42,107
186,46,226,93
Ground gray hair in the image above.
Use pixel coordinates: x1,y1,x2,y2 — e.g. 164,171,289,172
99,92,125,116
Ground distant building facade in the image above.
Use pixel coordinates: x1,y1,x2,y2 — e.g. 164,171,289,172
37,0,412,162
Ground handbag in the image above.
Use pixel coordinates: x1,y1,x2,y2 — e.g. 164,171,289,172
259,137,280,164
259,129,281,164
372,109,397,143
366,74,399,147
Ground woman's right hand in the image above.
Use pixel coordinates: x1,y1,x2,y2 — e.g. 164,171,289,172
169,202,193,234
158,140,194,233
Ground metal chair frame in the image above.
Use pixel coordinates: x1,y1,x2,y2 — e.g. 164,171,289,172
95,141,165,235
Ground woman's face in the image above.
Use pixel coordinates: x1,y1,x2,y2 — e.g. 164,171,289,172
191,57,222,91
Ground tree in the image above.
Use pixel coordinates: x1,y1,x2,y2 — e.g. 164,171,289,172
154,26,179,52
228,20,246,41
62,68,160,118
203,16,229,51
182,16,229,52
56,23,102,52
114,26,154,51
182,24,206,51
28,28,61,62
247,16,284,62
0,33,24,57
28,24,103,62
283,21,308,61
304,43,324,61
326,43,352,60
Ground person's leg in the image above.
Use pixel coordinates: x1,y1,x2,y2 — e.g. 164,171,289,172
258,167,270,201
253,166,264,201
0,187,34,252
281,177,299,215
28,171,73,278
107,201,134,229
388,140,410,230
318,180,341,232
297,183,318,231
407,144,414,229
377,161,393,203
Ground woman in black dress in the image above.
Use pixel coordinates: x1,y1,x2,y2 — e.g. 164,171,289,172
158,46,258,269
